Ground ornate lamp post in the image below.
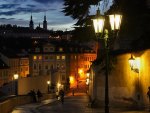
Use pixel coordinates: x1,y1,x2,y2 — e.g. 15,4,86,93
47,80,50,93
13,74,19,95
92,7,122,113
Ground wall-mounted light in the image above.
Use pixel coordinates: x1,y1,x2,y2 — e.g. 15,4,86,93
86,72,90,85
128,55,140,73
14,74,19,80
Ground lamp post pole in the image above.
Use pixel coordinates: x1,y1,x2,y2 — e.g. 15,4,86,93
104,31,109,113
92,6,122,113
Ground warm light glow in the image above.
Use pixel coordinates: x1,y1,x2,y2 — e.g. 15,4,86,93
135,57,140,70
128,55,135,69
47,81,50,85
69,76,74,84
78,69,83,74
92,8,105,34
109,14,122,30
86,78,89,85
128,55,140,73
93,19,105,33
14,74,19,80
33,56,37,60
57,83,61,88
39,56,42,60
86,73,90,78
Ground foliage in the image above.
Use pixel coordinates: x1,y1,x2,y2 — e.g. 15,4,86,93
62,0,101,26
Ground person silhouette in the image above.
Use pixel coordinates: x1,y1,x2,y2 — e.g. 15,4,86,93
59,89,64,104
147,86,150,111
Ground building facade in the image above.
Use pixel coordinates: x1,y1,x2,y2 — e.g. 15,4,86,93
30,41,97,91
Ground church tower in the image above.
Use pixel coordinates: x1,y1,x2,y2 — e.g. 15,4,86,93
29,14,34,29
43,13,47,30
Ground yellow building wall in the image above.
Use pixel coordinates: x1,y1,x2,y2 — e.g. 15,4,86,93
91,49,150,107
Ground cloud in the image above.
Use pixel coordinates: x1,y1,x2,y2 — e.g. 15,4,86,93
0,4,19,9
33,0,63,4
26,4,36,8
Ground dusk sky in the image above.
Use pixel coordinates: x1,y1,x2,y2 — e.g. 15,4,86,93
0,0,77,31
0,0,112,31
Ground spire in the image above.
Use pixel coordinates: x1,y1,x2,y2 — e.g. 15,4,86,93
43,12,47,30
44,12,46,21
31,13,32,20
29,13,34,29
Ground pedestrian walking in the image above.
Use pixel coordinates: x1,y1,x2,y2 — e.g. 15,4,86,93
72,89,74,96
59,89,65,104
37,89,42,102
147,86,150,111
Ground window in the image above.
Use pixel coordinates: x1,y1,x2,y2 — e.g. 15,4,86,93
49,55,54,60
50,47,54,51
39,64,41,70
33,64,36,70
45,56,48,60
33,56,37,60
39,56,42,60
35,48,40,52
45,65,48,70
57,56,60,60
59,48,63,52
62,55,65,60
44,47,48,51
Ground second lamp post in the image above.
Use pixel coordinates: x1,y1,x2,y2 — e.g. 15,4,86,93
92,7,122,113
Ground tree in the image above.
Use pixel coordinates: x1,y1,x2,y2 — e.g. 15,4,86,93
62,0,100,26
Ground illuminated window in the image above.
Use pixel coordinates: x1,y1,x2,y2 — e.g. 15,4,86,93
33,56,37,60
62,55,65,60
59,48,63,52
57,56,60,60
39,56,42,60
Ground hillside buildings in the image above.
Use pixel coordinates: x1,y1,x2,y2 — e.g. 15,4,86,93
0,37,97,95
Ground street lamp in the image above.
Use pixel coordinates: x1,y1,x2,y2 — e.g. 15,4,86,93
13,74,19,95
47,80,50,93
92,7,122,113
128,55,141,101
128,55,140,73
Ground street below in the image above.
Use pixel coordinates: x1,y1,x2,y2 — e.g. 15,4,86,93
38,93,150,113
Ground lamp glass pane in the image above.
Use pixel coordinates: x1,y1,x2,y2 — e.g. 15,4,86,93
93,18,105,33
115,14,122,30
109,14,122,30
109,15,115,30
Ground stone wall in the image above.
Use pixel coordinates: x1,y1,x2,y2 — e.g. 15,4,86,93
0,93,55,113
89,49,150,107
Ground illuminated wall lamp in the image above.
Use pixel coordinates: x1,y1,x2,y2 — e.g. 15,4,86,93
128,55,140,73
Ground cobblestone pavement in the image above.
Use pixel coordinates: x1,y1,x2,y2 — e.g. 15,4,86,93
38,93,150,113
11,92,150,113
